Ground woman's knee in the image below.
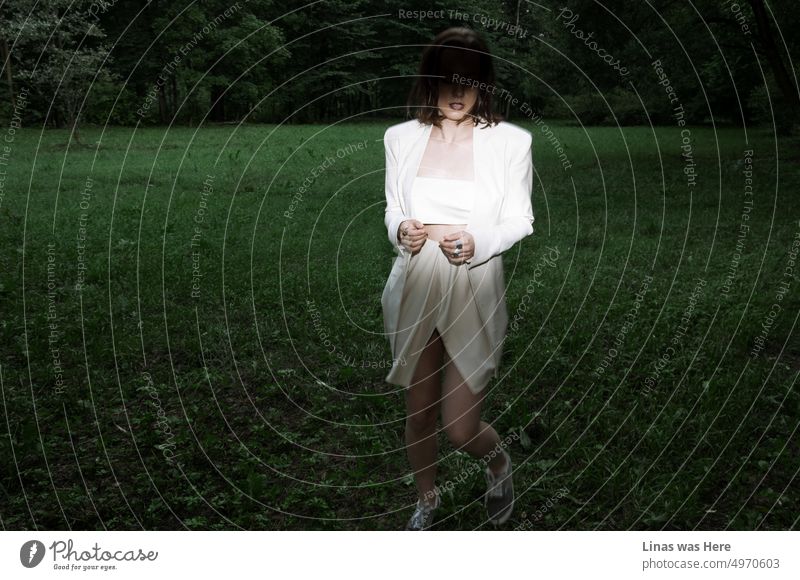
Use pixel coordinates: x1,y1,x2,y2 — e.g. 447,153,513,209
443,422,478,450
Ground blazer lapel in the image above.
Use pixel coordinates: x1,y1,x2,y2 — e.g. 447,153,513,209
469,123,487,228
400,122,431,217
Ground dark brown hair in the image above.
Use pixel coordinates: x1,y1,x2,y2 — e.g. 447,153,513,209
406,27,502,129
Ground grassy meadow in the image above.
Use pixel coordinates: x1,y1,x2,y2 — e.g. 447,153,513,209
0,121,798,530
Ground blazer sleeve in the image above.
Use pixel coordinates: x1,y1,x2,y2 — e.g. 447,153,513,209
465,132,534,268
384,128,413,255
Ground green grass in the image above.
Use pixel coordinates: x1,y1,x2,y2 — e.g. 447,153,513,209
0,121,798,530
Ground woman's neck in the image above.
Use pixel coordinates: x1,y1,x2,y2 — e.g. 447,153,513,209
434,117,475,143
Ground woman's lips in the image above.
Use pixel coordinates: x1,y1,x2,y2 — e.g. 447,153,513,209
449,102,464,110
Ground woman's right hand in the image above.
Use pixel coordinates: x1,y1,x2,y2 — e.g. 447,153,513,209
397,219,428,254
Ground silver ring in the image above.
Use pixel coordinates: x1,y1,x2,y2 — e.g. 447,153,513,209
456,239,463,250
454,248,461,257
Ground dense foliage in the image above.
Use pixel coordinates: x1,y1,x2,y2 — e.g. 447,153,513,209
0,0,797,130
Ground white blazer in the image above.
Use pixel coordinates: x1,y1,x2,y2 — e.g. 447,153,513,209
381,117,535,358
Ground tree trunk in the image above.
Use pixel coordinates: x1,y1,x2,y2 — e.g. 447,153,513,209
748,0,800,120
210,85,225,122
171,74,178,119
0,35,15,111
66,96,81,145
158,83,168,124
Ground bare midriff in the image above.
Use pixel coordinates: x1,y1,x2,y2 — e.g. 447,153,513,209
422,223,468,243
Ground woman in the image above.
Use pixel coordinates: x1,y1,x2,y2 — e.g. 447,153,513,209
381,27,534,530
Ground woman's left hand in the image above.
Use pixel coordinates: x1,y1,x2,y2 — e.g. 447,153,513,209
439,231,474,265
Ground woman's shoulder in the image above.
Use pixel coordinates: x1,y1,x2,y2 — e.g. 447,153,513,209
484,119,532,147
384,119,425,140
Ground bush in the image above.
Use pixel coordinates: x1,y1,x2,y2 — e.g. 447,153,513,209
748,81,798,135
605,87,648,125
544,88,647,126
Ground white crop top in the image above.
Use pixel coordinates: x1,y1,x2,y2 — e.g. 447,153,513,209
411,176,475,224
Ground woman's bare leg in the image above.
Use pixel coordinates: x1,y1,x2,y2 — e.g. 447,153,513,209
404,328,444,504
440,350,508,474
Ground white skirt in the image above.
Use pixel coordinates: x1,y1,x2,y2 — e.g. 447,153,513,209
383,238,496,394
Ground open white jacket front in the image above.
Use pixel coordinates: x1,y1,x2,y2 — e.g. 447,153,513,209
381,117,535,363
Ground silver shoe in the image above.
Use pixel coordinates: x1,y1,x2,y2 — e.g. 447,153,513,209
485,449,514,526
405,492,441,530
